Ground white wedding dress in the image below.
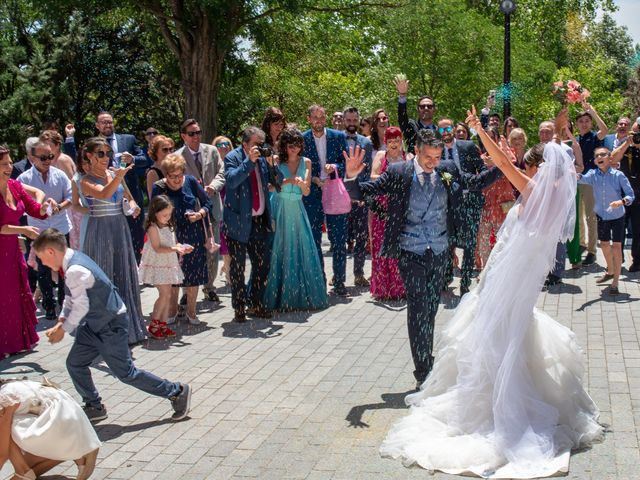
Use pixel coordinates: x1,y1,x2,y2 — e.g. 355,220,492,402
0,379,101,461
380,143,604,478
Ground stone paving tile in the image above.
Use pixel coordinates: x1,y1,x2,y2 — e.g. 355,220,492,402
1,247,639,479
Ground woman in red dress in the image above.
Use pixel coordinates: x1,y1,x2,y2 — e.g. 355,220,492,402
369,127,406,300
0,146,51,357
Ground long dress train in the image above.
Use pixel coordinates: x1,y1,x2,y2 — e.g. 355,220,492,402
380,143,604,478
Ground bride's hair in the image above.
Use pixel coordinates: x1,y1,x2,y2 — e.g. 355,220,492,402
523,143,545,168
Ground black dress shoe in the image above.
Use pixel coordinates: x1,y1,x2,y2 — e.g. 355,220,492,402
45,308,57,321
206,291,220,302
331,285,348,296
629,263,640,273
247,307,273,319
582,253,596,266
234,309,246,323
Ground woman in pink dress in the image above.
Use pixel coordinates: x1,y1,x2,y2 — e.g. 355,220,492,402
0,146,51,357
369,127,406,300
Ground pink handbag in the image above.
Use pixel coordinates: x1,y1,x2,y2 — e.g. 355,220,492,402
322,178,352,215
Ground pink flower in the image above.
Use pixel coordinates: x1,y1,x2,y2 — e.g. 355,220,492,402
566,90,582,104
567,80,580,90
581,89,591,99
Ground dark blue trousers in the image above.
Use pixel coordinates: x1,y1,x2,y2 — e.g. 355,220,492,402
398,248,448,383
67,314,180,407
306,202,347,288
348,203,368,276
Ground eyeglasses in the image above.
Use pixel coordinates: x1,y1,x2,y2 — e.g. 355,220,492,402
215,142,231,149
438,126,453,134
185,130,202,137
594,152,610,158
418,104,435,110
146,131,158,136
35,154,55,162
166,173,184,180
379,116,389,121
98,120,113,125
95,150,114,158
160,147,174,153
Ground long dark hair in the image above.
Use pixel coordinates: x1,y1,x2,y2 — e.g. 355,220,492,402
145,195,176,231
370,108,387,150
79,137,108,174
277,128,304,164
261,107,285,145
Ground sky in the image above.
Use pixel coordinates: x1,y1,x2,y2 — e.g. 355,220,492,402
609,0,640,46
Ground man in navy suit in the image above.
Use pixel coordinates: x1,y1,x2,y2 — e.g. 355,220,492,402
223,126,282,322
95,111,146,263
346,129,501,388
302,104,350,296
343,107,373,287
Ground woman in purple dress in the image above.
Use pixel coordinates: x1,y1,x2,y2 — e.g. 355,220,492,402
0,146,52,357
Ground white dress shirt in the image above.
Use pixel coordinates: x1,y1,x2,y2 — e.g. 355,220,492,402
314,130,329,180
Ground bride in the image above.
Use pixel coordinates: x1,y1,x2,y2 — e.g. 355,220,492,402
379,107,604,478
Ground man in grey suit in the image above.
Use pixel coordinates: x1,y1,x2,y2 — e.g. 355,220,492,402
176,118,225,303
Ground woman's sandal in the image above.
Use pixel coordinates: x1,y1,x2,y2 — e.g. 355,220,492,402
76,448,99,480
159,321,176,338
147,319,165,339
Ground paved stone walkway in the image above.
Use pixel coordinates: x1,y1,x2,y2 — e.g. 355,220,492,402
1,247,639,479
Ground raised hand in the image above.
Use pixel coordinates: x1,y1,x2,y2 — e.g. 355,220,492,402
393,77,409,96
465,105,481,130
343,145,366,179
498,137,516,165
554,107,569,134
109,164,134,178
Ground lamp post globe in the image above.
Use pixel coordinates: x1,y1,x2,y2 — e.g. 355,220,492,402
500,0,516,15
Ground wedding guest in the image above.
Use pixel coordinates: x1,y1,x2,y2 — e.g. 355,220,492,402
302,105,349,296
35,229,192,423
94,111,147,263
39,130,76,180
176,119,224,303
508,127,528,169
0,145,53,358
213,136,234,282
10,137,37,180
502,116,520,138
80,137,146,344
604,116,631,152
576,103,608,266
612,132,640,272
343,107,373,287
332,111,345,131
141,127,159,175
359,116,372,137
578,147,634,295
264,128,327,311
18,140,73,320
224,127,282,321
394,77,437,154
369,127,406,300
145,135,175,199
454,122,470,141
71,155,90,251
475,128,516,270
261,107,286,154
151,154,212,324
370,108,389,158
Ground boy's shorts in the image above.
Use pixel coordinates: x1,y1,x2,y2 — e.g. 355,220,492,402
597,215,625,243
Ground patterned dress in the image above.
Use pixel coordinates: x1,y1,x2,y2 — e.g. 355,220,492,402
138,225,184,285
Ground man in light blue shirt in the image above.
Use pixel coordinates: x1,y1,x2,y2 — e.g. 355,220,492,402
18,140,72,319
578,146,634,295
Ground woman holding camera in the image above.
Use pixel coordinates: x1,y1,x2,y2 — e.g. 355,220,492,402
151,154,212,324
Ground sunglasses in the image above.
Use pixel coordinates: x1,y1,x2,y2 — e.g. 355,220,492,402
146,131,158,136
418,104,435,110
438,126,453,134
186,130,202,137
379,116,389,121
215,142,231,148
95,150,114,158
160,147,175,153
594,152,610,158
36,154,55,162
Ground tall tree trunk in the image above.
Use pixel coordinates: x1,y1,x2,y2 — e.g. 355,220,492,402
179,39,225,142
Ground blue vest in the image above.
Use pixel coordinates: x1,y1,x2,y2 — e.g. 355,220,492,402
399,172,448,255
64,251,126,332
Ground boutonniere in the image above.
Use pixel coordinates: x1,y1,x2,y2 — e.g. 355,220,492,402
440,172,453,186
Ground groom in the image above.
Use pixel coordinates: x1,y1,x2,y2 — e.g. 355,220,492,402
346,129,501,387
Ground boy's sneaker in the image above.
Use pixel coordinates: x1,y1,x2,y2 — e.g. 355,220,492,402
170,383,191,421
83,403,108,423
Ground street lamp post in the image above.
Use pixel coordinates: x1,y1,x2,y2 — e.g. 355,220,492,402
500,0,516,118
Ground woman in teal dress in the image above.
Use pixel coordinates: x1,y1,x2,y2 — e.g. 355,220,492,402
264,128,328,311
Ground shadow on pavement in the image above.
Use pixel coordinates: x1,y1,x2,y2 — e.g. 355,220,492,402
221,318,283,339
576,291,638,311
345,390,414,428
95,417,175,441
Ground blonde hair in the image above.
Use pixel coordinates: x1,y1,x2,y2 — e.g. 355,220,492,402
509,127,528,145
162,153,186,174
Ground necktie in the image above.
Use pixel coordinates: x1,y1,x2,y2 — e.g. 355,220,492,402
107,137,116,167
193,152,203,176
447,147,453,161
421,172,431,187
250,168,260,211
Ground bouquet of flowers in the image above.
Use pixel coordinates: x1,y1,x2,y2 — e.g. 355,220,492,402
552,80,590,105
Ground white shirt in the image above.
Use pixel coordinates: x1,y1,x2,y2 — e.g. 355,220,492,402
314,130,329,179
60,248,126,333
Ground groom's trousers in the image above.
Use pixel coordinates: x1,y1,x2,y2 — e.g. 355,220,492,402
398,248,448,383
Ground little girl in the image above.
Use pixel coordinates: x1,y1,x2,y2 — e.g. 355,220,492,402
138,195,193,339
